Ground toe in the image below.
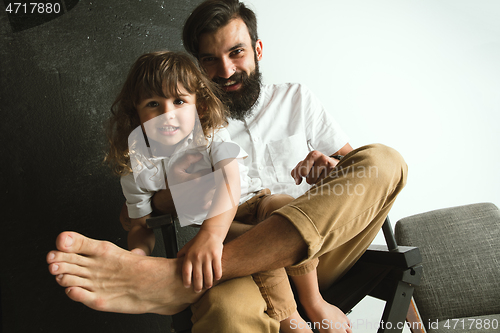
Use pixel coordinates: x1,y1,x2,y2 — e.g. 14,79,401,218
56,272,91,289
56,231,110,256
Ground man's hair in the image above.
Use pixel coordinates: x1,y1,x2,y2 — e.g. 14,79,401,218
183,0,258,59
105,51,228,176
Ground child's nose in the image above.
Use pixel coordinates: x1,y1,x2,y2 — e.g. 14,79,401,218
162,106,176,119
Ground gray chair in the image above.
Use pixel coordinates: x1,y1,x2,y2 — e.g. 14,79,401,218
395,203,500,333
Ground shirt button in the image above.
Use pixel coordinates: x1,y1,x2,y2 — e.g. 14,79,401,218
253,137,259,142
259,166,264,170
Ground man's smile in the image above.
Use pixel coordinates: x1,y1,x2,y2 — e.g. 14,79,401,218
222,80,242,92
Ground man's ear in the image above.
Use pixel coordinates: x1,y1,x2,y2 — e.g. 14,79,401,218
255,39,263,61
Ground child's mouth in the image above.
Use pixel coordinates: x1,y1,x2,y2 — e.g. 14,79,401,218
158,126,179,135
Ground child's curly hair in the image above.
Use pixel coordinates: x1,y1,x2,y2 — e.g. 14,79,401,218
105,51,229,176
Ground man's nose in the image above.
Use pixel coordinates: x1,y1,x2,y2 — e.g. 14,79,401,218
216,58,236,79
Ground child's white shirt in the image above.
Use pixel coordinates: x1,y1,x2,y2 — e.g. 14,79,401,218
121,127,254,226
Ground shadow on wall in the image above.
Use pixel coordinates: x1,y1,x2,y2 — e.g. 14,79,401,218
0,0,202,331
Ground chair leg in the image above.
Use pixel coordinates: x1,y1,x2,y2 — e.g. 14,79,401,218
147,215,193,333
405,297,426,333
377,281,414,333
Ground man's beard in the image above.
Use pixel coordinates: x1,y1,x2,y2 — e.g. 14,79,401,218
213,64,262,121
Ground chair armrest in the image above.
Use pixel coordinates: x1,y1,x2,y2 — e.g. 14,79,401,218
146,214,175,229
360,244,422,269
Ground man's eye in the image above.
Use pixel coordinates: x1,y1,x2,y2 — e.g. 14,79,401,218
231,49,243,56
202,57,215,63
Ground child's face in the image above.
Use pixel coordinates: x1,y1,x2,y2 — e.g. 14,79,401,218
137,84,197,148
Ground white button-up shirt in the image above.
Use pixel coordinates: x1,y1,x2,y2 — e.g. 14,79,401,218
227,83,349,198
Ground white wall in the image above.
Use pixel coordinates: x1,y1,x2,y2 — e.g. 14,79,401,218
248,0,500,226
246,0,500,330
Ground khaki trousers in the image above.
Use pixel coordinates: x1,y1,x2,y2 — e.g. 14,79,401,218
229,188,318,321
190,144,408,333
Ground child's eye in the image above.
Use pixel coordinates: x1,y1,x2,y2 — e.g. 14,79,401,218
174,99,185,105
146,101,159,107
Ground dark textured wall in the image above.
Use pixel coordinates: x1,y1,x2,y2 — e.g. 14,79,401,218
0,1,202,331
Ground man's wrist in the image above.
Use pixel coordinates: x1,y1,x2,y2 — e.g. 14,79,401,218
330,155,344,161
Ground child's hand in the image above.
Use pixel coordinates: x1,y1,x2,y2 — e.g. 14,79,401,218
177,230,223,293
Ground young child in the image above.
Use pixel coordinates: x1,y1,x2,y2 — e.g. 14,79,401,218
106,51,349,333
105,51,246,291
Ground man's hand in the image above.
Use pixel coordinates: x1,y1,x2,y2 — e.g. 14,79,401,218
177,229,223,293
291,150,341,185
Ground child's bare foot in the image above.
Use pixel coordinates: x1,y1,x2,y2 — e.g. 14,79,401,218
46,231,203,315
280,310,313,333
302,297,352,333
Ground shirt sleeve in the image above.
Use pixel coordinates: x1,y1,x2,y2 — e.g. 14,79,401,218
120,172,154,219
209,127,248,166
300,84,349,156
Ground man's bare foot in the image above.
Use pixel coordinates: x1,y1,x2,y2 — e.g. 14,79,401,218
46,231,203,315
302,298,352,333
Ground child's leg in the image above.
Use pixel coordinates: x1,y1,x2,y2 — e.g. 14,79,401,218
290,267,352,333
253,193,316,331
225,192,294,243
252,268,312,333
256,193,294,223
225,221,253,243
232,191,316,331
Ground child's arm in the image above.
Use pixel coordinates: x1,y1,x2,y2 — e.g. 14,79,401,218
177,158,241,292
128,215,155,256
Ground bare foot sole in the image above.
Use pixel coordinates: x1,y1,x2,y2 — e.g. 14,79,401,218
47,231,202,315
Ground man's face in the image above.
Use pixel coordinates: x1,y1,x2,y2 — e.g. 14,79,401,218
198,18,263,119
